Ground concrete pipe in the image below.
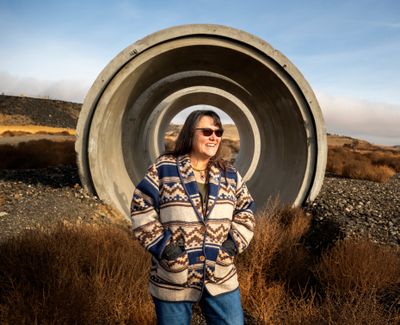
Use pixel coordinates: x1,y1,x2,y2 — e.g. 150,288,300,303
76,24,327,218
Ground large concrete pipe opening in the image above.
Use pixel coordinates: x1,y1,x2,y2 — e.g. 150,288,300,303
76,24,327,218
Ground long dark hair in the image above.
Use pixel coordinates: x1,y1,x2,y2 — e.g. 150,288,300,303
163,110,230,170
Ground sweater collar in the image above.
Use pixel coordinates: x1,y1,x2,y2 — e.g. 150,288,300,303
177,154,221,220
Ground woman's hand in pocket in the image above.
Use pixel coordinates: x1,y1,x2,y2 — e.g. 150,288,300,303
221,238,237,256
161,242,184,261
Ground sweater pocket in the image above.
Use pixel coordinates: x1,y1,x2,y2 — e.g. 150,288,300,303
213,248,235,282
156,251,189,286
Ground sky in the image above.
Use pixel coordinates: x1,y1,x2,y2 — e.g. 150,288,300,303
0,0,399,145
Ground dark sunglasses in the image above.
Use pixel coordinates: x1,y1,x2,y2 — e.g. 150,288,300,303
195,128,224,137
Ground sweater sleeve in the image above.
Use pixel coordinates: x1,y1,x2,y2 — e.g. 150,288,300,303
130,163,171,260
229,171,256,254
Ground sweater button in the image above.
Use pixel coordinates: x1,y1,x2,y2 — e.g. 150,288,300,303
199,256,205,262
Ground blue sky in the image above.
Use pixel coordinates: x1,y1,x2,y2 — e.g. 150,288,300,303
0,0,399,145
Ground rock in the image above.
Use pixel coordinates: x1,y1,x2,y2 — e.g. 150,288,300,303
306,173,400,246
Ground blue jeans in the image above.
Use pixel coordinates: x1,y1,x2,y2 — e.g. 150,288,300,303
153,288,244,325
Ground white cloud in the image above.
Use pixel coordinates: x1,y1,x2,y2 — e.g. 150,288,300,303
0,70,89,103
171,105,234,124
317,91,400,145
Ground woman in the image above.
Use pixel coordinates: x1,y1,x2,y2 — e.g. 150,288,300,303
130,110,255,324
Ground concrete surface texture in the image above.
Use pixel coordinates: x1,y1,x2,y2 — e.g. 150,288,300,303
76,24,327,218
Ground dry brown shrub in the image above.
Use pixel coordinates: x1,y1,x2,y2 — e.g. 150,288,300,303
237,200,316,322
316,239,400,294
0,139,76,169
366,150,400,172
326,146,348,174
1,209,399,324
236,202,400,323
0,224,154,324
319,291,394,325
327,146,397,182
315,239,400,324
370,164,397,181
342,161,396,182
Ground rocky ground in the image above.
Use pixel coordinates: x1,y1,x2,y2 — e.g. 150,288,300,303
0,94,80,128
306,172,400,247
1,165,399,248
0,165,130,243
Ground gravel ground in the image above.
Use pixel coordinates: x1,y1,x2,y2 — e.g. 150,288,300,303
0,94,80,128
305,172,400,247
0,165,130,243
1,166,399,246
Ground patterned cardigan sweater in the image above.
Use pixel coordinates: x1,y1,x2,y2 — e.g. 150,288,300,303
130,153,256,302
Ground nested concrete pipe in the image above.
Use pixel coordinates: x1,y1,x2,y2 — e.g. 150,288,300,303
76,24,327,218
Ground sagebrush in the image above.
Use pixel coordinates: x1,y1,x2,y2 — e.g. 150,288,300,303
1,205,399,324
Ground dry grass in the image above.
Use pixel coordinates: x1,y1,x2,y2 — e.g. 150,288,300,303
314,239,400,324
317,239,400,294
327,134,400,182
237,201,319,323
1,204,398,324
327,146,398,182
0,125,76,136
236,200,400,324
364,150,400,172
0,224,154,324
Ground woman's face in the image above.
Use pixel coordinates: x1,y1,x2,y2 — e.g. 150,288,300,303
191,115,222,160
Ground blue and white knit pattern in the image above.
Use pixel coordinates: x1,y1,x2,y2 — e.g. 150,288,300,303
131,153,255,301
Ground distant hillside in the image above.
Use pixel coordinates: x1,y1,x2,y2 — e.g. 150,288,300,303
0,95,81,128
0,95,398,150
327,134,377,150
327,133,399,152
